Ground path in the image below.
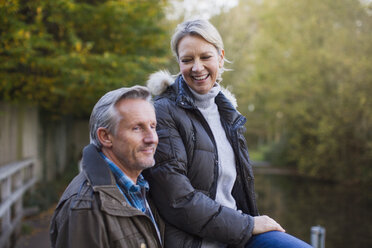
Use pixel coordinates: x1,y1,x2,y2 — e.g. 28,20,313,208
15,207,54,248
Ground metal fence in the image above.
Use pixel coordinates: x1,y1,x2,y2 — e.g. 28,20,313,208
0,159,37,248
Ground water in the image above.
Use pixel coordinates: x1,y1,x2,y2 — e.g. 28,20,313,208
253,171,372,248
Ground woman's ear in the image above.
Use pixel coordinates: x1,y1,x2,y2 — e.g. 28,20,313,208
97,127,113,148
219,49,225,68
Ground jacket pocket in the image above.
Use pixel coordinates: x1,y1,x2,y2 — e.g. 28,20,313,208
110,217,150,248
112,232,147,248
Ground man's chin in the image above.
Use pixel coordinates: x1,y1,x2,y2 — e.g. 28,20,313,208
138,159,155,170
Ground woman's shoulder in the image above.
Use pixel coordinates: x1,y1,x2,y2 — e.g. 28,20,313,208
147,70,179,113
154,95,175,111
147,70,175,96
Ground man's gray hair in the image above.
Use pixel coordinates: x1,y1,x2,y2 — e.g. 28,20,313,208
170,19,229,82
89,85,152,149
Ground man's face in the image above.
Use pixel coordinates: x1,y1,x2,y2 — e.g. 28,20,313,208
107,98,158,180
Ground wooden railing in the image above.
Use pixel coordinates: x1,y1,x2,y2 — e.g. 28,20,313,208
0,159,37,248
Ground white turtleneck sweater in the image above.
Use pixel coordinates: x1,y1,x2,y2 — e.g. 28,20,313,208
189,84,237,248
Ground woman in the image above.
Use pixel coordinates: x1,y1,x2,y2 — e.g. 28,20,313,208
145,19,311,248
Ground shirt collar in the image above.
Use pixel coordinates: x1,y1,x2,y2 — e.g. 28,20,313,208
99,152,149,193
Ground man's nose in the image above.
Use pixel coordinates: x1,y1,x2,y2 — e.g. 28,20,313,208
144,129,158,144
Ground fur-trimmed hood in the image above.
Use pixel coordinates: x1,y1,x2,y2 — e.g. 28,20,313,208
146,70,238,108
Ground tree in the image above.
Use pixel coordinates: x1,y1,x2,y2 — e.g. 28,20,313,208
0,0,171,118
213,0,372,183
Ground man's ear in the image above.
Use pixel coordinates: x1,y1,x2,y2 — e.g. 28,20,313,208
97,127,113,148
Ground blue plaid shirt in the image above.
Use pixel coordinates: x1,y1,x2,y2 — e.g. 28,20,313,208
99,153,162,244
100,152,149,213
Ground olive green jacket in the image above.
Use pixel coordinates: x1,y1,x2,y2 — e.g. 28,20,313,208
50,144,164,248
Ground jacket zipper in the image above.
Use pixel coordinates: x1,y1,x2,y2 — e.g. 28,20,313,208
194,107,220,200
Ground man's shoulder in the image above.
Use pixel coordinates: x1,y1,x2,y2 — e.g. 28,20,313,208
55,172,96,211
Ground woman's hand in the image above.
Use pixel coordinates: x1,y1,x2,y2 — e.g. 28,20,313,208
252,215,286,235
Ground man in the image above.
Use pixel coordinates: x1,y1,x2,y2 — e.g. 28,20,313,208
50,86,163,248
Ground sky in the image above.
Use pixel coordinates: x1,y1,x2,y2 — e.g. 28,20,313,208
167,0,239,20
167,0,372,20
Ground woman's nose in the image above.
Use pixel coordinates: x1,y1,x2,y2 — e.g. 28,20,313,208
192,60,203,71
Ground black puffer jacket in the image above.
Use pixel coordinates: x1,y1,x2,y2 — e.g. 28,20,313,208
145,75,259,248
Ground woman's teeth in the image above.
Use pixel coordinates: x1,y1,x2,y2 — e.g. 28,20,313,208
193,75,209,80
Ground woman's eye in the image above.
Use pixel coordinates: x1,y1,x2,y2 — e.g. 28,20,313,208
202,56,212,60
181,59,192,63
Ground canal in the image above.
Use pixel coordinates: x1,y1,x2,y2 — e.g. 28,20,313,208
253,169,372,248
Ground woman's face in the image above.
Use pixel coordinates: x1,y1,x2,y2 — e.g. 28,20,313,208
177,35,224,94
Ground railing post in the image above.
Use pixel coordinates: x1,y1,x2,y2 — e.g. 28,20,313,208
13,170,24,243
311,225,326,248
1,177,11,248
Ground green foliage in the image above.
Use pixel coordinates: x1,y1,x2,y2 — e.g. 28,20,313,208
213,0,372,183
0,0,171,118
